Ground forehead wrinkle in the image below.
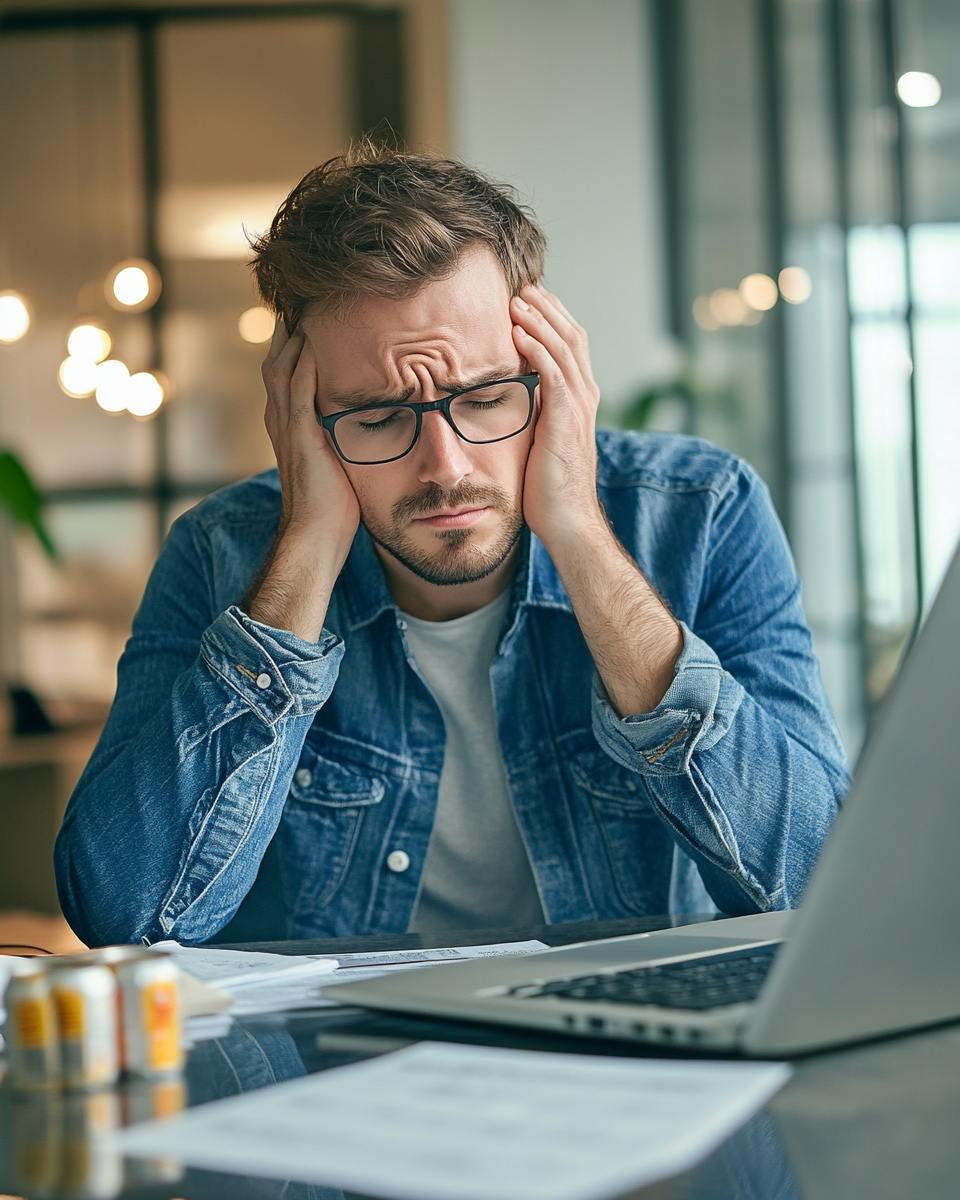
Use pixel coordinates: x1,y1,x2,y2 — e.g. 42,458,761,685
325,361,525,411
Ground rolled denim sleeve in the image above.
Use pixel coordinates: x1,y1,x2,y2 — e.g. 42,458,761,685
592,622,744,774
593,452,850,917
55,500,345,948
200,607,343,724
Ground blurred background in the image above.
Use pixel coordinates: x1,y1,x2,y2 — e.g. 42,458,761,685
0,0,957,939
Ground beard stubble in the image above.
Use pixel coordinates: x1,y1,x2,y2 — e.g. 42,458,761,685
363,482,525,587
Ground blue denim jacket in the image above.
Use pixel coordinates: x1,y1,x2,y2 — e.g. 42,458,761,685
55,432,850,946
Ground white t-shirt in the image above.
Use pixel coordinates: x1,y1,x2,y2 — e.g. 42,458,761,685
402,590,546,934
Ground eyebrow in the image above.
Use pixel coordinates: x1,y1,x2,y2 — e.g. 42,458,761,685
324,364,525,411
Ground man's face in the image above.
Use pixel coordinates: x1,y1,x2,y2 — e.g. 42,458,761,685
303,249,533,586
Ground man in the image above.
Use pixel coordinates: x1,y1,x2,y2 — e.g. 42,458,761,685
56,146,849,947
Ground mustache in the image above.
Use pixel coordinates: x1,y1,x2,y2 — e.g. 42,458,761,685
391,483,511,524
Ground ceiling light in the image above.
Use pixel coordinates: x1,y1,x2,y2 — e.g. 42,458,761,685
67,323,112,363
896,71,942,108
125,371,165,417
58,356,99,397
779,266,813,304
0,290,31,342
114,267,149,305
105,259,162,313
238,306,275,344
709,288,750,326
159,184,290,260
95,359,131,412
739,273,778,311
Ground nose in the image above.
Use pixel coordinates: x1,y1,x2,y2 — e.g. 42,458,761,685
413,408,473,489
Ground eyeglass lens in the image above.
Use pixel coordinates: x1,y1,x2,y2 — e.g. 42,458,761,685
333,380,532,463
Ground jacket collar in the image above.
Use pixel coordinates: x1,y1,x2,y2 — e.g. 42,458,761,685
338,525,574,634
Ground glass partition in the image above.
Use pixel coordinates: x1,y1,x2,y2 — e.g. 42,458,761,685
0,4,405,722
654,0,960,756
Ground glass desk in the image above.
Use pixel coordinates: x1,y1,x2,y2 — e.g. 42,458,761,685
2,916,959,1200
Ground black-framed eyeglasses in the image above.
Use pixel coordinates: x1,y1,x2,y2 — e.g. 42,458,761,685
318,373,539,465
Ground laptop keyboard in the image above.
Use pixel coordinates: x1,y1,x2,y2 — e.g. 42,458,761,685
507,948,779,1012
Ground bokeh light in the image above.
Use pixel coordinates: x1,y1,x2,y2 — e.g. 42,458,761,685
0,290,31,342
58,356,100,397
779,266,813,304
105,258,162,312
67,323,112,363
740,273,778,311
896,71,941,108
692,296,721,331
113,267,150,306
238,306,275,344
709,288,749,326
95,359,131,412
126,371,165,417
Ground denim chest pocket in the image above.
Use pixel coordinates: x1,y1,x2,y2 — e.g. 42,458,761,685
278,751,385,916
569,749,675,914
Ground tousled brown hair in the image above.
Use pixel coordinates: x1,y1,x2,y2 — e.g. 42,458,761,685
251,142,547,330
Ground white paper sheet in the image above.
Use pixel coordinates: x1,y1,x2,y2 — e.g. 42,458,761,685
150,943,339,990
118,1040,791,1200
172,940,549,1018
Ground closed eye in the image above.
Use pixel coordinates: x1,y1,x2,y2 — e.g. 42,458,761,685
458,393,511,410
353,409,407,432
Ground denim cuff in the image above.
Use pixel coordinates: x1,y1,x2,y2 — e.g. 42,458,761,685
591,621,745,776
199,606,344,725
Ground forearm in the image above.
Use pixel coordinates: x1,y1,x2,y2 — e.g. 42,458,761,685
57,694,299,946
591,625,849,914
543,512,683,717
629,700,842,914
55,608,344,945
246,521,352,643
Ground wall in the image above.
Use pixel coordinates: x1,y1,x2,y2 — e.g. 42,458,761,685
448,0,673,412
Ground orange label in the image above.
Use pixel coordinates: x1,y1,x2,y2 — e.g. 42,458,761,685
153,1078,186,1117
15,997,51,1048
55,989,85,1040
143,982,180,1068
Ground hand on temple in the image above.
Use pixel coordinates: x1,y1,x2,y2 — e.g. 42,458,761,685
247,319,360,641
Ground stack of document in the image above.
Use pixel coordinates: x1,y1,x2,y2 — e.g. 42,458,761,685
152,942,339,1017
151,940,549,1031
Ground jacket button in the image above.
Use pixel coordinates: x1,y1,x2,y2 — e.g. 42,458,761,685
386,850,410,873
256,672,271,690
295,768,312,788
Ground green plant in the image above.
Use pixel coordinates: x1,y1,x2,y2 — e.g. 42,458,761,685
620,380,696,432
0,448,57,560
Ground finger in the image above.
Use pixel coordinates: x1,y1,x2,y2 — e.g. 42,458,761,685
520,285,582,343
511,297,586,392
262,313,290,366
519,287,596,386
288,338,319,420
263,327,305,391
511,322,567,399
534,286,583,334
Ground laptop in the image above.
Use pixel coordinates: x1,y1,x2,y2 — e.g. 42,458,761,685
323,544,960,1057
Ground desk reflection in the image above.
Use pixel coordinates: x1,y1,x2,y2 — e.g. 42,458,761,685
9,1010,960,1200
0,1020,342,1199
680,1110,798,1200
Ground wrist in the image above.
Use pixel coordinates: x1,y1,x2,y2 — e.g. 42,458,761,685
534,502,614,570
